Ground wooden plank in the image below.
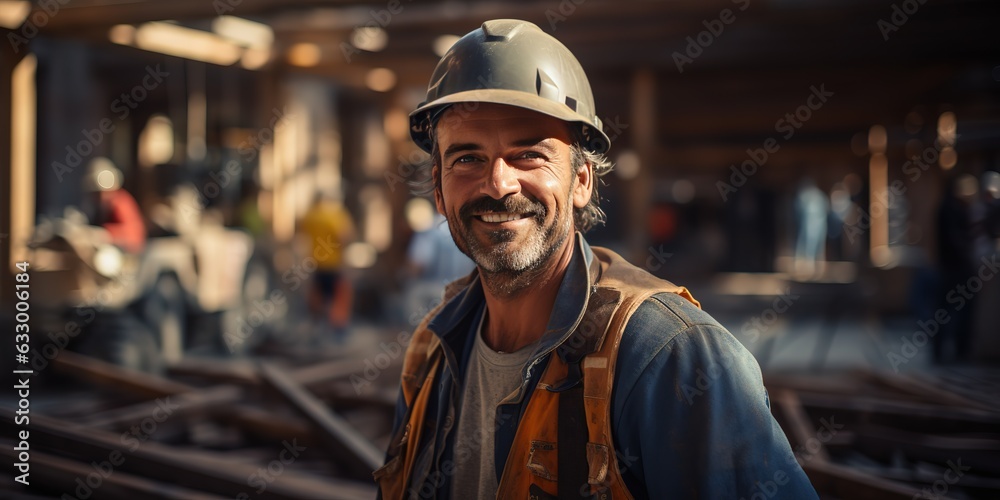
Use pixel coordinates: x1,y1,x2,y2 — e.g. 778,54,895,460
850,424,1000,476
291,358,370,387
258,361,384,480
793,391,1000,434
802,460,926,500
80,385,244,429
53,351,194,398
167,358,261,385
218,405,317,443
772,389,830,463
866,371,997,412
0,445,226,500
0,409,376,500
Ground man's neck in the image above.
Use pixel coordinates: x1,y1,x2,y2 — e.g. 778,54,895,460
479,239,575,353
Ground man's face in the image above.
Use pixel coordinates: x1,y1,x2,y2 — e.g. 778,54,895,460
432,103,592,283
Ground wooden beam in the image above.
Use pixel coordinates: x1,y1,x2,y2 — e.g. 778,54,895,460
291,357,370,387
258,362,383,480
773,389,830,464
802,460,923,500
866,371,998,412
53,351,195,398
0,409,375,500
218,405,317,443
80,385,244,429
167,358,261,385
0,445,226,500
851,424,1000,476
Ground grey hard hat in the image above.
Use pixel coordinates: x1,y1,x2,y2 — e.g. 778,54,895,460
409,19,610,154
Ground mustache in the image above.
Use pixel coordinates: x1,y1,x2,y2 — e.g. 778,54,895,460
459,195,546,220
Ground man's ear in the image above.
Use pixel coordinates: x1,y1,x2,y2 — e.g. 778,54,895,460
432,165,446,215
572,159,594,210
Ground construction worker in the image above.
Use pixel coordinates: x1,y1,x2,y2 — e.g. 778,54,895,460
377,20,818,499
299,190,356,339
85,157,146,253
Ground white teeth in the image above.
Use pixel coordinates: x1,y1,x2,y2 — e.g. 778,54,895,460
480,212,524,223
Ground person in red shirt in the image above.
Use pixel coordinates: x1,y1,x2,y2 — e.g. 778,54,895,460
85,157,146,253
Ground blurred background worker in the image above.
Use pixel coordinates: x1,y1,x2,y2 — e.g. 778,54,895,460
299,191,356,341
85,157,146,253
403,203,475,321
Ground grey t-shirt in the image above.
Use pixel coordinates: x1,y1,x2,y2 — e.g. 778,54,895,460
451,312,535,499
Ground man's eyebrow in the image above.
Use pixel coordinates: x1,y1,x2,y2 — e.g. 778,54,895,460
512,137,554,148
443,143,481,158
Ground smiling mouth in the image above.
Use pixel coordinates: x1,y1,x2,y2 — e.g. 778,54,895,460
477,212,532,223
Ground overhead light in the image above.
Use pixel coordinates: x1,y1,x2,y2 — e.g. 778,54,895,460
615,149,640,180
241,48,271,70
108,24,136,45
212,15,273,49
350,26,388,52
134,22,242,66
0,1,30,30
433,34,461,57
365,67,396,92
287,43,321,67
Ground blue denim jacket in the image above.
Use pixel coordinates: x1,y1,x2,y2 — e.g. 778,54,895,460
387,235,819,499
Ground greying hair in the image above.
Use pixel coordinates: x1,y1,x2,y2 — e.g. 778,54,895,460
420,132,614,234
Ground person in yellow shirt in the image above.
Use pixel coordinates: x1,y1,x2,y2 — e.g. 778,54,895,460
299,191,356,339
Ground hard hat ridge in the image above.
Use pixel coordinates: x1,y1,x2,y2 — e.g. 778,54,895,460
410,19,610,154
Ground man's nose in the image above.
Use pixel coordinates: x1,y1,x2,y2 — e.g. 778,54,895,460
481,157,520,199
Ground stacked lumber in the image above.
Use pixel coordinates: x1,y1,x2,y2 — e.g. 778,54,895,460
767,368,1000,499
0,350,399,499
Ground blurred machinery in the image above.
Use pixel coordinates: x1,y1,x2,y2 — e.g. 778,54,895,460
26,161,265,371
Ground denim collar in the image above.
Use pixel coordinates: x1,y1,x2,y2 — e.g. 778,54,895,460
427,233,597,388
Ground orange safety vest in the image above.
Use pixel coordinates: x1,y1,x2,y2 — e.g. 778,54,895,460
375,247,699,499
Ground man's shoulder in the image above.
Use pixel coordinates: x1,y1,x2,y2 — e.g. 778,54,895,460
614,291,750,389
625,291,726,344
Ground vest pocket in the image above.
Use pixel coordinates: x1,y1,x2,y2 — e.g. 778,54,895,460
526,440,558,480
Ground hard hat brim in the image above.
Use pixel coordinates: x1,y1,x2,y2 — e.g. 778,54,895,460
409,88,611,155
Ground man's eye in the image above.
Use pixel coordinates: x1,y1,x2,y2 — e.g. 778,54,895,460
454,155,480,165
520,151,544,160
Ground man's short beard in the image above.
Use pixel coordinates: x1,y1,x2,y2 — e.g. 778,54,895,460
450,194,574,298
